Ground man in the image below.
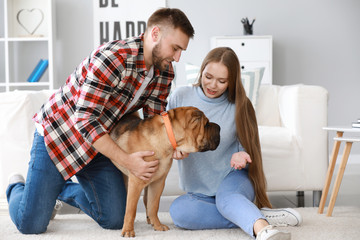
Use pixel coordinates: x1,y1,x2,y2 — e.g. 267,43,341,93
6,8,194,234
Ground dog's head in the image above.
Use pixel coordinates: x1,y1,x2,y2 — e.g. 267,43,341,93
168,106,220,153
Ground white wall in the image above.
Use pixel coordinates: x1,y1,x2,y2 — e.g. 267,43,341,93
54,0,94,85
54,0,360,154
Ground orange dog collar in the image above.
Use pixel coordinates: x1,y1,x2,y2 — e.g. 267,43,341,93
161,112,177,150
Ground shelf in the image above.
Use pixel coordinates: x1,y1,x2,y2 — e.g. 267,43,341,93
8,41,49,83
0,0,54,92
6,0,50,38
0,37,48,42
0,0,3,39
7,37,49,42
0,41,4,84
0,82,50,86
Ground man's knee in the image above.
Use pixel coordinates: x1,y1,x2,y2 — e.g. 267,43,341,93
17,221,48,234
98,217,124,230
96,207,125,230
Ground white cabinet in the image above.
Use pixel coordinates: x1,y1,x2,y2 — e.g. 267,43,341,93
211,36,272,84
0,0,54,92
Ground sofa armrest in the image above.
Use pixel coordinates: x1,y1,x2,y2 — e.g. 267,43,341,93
278,84,329,189
0,90,54,199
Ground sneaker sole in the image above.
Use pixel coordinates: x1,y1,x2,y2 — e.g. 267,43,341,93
268,231,291,240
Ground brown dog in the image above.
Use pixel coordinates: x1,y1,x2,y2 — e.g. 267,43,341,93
110,106,220,237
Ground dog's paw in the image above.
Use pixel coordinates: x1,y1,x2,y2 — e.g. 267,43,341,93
121,229,135,238
146,215,151,224
153,224,170,231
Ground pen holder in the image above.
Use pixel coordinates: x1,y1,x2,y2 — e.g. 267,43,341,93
243,25,253,35
241,17,255,35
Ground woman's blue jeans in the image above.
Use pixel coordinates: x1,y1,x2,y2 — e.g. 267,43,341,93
169,170,265,238
6,131,127,234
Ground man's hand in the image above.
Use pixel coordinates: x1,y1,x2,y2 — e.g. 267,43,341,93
230,151,252,170
172,150,189,160
126,151,159,181
92,134,159,181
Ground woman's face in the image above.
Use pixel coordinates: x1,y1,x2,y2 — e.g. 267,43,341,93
201,62,229,98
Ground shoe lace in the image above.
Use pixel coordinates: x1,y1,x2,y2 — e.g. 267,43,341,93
264,213,288,226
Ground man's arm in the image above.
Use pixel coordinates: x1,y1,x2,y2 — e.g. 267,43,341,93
92,134,159,181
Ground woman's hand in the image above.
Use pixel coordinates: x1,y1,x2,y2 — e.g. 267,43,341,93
172,149,189,160
230,151,252,170
92,134,159,181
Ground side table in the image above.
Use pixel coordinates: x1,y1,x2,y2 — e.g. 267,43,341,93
318,126,360,216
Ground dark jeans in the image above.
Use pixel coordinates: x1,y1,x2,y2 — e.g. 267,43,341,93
6,130,127,234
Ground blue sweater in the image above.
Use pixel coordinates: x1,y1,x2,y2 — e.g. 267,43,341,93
167,86,243,196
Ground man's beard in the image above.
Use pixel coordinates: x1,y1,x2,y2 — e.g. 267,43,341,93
152,41,169,72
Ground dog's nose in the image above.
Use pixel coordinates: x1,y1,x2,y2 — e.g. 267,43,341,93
199,123,221,152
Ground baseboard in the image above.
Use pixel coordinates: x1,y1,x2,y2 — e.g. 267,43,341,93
335,153,360,166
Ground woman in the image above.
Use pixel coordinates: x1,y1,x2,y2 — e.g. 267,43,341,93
167,47,301,239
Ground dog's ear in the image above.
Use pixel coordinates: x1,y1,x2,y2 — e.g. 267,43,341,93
187,109,209,132
170,107,207,129
190,110,203,123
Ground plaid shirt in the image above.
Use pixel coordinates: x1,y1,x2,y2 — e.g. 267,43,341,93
33,34,174,180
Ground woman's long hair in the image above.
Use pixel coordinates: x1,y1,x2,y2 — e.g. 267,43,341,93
195,47,272,208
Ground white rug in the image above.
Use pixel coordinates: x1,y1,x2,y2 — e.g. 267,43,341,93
1,207,360,240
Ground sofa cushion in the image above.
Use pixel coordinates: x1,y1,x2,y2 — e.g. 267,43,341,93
185,63,200,86
163,161,185,196
256,85,281,126
258,126,303,191
241,67,265,108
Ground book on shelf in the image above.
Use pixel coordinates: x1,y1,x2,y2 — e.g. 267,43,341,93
27,59,49,83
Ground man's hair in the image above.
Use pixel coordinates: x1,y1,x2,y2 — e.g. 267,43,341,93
147,8,194,38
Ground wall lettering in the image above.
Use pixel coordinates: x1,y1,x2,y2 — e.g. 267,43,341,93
98,21,146,45
99,0,119,8
93,0,165,47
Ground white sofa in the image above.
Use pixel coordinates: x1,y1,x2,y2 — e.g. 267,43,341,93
0,84,328,209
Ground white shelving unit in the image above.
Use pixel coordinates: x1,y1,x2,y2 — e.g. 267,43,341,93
0,0,54,92
211,36,273,85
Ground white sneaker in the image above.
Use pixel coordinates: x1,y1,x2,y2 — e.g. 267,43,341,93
261,208,302,227
8,173,25,185
256,225,291,240
51,200,63,220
